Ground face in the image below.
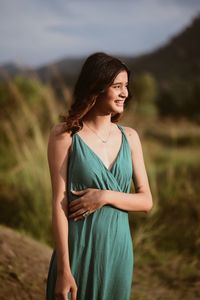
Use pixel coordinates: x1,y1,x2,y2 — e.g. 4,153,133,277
96,70,129,114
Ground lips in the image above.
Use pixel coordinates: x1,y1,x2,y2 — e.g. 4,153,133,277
115,100,124,105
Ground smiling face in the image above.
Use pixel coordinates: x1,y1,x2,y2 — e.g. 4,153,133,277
96,70,129,114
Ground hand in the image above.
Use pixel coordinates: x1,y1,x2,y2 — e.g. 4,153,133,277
68,188,107,221
55,270,77,300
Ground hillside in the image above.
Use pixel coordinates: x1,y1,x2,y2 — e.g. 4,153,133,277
37,57,84,83
130,14,200,81
0,225,52,300
36,14,200,84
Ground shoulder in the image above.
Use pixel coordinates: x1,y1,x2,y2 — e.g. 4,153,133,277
47,124,72,183
48,122,72,153
122,126,142,152
123,126,139,138
49,122,72,142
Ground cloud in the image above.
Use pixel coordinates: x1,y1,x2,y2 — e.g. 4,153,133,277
0,0,199,66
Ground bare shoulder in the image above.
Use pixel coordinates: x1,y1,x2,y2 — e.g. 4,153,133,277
123,126,142,152
123,126,141,142
48,122,72,152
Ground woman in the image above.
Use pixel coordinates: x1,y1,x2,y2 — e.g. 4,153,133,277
46,52,153,300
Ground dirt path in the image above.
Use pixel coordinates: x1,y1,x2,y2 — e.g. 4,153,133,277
0,225,52,300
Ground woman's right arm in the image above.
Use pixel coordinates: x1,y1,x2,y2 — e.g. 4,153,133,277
47,124,77,300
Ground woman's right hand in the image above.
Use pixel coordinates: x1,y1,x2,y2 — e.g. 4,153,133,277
55,270,77,300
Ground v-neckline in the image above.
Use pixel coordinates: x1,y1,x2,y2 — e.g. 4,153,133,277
75,124,124,173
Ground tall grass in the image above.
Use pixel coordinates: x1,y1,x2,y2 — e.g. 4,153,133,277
0,73,71,243
0,72,200,299
127,123,200,299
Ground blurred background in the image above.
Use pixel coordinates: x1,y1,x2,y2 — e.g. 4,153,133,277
0,0,200,299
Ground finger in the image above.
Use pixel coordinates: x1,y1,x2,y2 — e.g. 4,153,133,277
71,287,77,300
71,189,86,195
74,209,94,221
55,292,68,300
69,200,82,209
69,209,85,219
69,203,84,213
74,214,86,221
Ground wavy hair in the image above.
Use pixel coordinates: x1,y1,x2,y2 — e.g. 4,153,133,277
60,52,132,135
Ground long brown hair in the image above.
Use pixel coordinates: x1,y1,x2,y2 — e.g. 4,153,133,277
60,52,132,135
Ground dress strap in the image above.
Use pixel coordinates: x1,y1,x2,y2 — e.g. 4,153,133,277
69,132,76,157
117,124,125,135
117,124,131,150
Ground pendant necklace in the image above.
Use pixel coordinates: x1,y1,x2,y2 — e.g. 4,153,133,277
83,121,112,143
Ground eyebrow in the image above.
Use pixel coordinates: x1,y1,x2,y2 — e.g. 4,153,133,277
112,82,128,85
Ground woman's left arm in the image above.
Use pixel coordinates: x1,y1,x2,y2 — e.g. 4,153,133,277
105,127,153,213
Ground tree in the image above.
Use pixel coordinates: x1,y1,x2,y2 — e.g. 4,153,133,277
131,72,158,117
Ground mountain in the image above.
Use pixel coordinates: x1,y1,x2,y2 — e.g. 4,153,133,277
0,63,33,80
129,14,200,82
35,13,200,85
0,14,199,84
36,57,85,86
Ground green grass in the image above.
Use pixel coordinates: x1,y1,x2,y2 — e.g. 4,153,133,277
0,75,200,299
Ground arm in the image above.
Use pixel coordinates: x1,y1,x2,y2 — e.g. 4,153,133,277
48,124,71,271
69,127,153,220
105,127,153,213
47,124,77,299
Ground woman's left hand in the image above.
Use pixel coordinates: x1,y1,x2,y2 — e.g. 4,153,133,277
68,188,107,221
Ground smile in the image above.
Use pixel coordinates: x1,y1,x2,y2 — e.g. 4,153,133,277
115,100,124,106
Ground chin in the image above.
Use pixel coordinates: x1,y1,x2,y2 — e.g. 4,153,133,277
114,107,124,113
107,105,124,115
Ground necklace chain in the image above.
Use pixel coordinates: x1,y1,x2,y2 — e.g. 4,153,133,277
82,121,112,143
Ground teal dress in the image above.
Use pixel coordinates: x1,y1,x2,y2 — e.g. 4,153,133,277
46,124,134,300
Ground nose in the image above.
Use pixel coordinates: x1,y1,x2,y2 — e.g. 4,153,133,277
119,86,128,99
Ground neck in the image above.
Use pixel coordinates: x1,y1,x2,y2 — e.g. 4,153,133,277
82,114,113,131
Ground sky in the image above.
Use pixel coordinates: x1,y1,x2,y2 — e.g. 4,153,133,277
0,0,200,67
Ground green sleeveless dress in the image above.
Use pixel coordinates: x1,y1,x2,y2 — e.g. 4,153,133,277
46,124,134,300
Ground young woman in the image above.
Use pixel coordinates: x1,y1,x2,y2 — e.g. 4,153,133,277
46,52,153,300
